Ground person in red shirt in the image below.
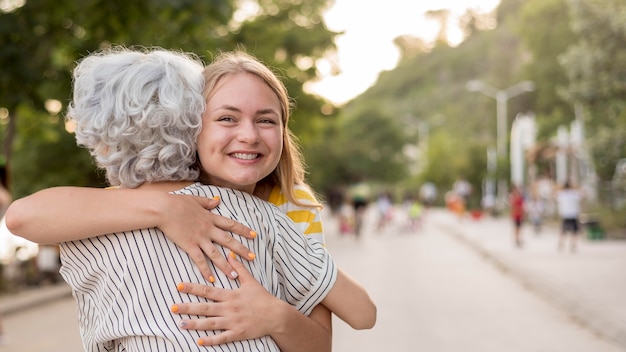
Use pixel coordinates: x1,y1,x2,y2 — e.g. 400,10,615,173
509,185,525,248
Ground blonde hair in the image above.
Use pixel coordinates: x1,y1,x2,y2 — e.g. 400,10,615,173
201,51,319,208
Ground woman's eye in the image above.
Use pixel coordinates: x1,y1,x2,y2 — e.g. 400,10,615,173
259,117,278,125
218,115,236,122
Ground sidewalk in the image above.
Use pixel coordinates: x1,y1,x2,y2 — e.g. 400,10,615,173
0,282,72,316
429,209,626,350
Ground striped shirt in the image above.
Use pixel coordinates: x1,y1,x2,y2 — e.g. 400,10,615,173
268,184,324,245
60,183,337,352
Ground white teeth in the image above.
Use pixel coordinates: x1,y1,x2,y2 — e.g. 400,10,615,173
232,153,258,160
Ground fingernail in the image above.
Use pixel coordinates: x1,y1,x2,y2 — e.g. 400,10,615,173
197,339,205,346
213,195,220,201
209,276,215,283
179,320,187,328
171,304,179,313
250,230,257,238
176,283,185,291
248,252,256,260
231,271,238,279
229,251,236,259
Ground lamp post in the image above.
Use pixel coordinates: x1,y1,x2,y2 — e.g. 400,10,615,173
466,80,535,211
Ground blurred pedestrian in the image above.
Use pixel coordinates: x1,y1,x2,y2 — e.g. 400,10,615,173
526,194,545,234
36,244,60,285
446,191,465,219
349,180,371,237
375,191,393,230
453,176,472,208
481,192,496,215
407,198,424,232
419,182,437,208
556,181,584,253
338,195,355,235
509,185,525,248
0,182,11,345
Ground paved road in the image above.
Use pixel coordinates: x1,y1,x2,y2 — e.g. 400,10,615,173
326,207,623,352
2,295,82,352
2,207,624,351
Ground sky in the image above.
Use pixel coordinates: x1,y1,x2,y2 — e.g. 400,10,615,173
307,0,501,105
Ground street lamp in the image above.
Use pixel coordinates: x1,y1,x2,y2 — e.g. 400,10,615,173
466,80,535,211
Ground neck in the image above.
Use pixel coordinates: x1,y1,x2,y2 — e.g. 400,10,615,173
253,182,274,201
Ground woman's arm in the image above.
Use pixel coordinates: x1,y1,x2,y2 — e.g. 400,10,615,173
322,268,376,330
270,188,376,330
5,186,256,281
173,255,332,352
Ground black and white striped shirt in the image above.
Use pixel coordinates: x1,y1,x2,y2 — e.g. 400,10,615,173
60,183,337,351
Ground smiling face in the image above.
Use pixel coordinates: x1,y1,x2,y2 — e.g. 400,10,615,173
197,72,283,194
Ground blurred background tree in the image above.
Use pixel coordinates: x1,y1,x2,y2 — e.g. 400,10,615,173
557,0,626,183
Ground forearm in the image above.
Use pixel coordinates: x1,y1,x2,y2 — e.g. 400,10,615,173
271,302,332,352
322,268,376,330
5,187,164,243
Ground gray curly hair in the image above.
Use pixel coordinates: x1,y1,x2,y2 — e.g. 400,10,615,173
67,47,205,188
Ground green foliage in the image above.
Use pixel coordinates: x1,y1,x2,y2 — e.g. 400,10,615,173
558,0,626,182
306,107,410,192
8,105,104,199
516,0,576,140
585,202,626,239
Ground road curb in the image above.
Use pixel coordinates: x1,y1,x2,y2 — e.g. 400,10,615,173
0,283,73,317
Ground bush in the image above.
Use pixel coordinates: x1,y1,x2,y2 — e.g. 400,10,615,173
587,203,626,239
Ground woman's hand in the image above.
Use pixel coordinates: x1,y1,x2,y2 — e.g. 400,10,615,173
172,254,284,346
172,255,332,351
157,194,257,282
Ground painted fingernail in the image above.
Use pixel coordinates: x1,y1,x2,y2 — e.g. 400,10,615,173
250,230,257,238
177,283,185,291
248,252,256,260
179,320,187,328
213,195,220,201
197,339,205,346
171,305,179,313
209,276,215,283
229,251,236,259
231,271,238,279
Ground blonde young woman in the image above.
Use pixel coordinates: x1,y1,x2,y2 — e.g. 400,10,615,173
6,49,375,351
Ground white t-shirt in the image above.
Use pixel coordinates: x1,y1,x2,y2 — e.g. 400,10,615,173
556,188,582,219
60,183,337,352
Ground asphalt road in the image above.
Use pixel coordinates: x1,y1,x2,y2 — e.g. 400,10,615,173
326,209,622,352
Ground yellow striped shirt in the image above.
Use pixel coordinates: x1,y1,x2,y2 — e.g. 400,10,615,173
268,184,325,245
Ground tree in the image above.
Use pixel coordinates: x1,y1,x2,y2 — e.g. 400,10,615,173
516,0,576,140
558,0,626,181
306,107,410,193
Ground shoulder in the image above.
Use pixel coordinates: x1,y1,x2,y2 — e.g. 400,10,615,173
269,184,318,208
178,182,284,218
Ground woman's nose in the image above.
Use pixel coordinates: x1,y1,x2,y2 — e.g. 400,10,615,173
237,120,260,143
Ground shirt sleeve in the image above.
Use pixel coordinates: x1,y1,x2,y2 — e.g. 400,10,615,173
270,210,337,316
